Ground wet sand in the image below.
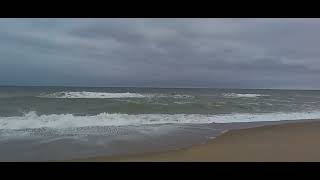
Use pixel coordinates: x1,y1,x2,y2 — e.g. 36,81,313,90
76,120,320,161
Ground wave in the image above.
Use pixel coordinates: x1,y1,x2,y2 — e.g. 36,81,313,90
173,101,192,104
38,91,195,99
1,111,320,130
223,93,269,98
39,91,149,99
172,94,194,99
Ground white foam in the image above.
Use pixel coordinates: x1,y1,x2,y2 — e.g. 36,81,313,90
223,93,269,98
173,101,192,104
39,91,194,99
39,91,148,99
1,111,320,130
172,94,194,99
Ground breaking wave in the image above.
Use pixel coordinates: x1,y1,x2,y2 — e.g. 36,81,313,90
38,91,195,99
39,92,149,99
223,93,269,98
1,111,319,130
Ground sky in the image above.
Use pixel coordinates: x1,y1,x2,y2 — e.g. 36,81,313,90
0,18,320,89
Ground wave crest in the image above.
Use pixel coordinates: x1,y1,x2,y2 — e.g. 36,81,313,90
1,111,319,130
39,91,148,99
223,93,269,98
38,91,195,99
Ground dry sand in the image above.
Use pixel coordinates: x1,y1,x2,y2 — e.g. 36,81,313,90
74,120,320,162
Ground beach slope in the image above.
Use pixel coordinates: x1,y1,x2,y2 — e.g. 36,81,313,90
76,121,320,162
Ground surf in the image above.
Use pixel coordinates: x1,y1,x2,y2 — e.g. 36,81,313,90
39,91,149,99
1,111,320,130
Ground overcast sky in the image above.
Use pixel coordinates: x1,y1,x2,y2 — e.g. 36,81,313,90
0,18,319,89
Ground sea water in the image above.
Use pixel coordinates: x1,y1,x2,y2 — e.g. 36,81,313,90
1,86,320,161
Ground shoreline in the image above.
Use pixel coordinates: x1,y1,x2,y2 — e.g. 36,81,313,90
74,120,320,162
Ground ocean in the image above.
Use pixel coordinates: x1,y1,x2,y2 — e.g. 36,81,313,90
1,86,320,161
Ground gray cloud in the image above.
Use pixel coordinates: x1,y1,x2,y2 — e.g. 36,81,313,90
0,18,320,89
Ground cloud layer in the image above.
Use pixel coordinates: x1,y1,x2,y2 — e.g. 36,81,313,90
0,18,319,89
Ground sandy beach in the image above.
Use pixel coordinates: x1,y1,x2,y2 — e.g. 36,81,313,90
75,120,320,162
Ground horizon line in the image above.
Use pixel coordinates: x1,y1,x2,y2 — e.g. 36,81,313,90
0,85,319,91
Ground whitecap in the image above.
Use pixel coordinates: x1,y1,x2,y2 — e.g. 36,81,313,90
39,91,148,99
1,111,320,130
223,93,269,98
